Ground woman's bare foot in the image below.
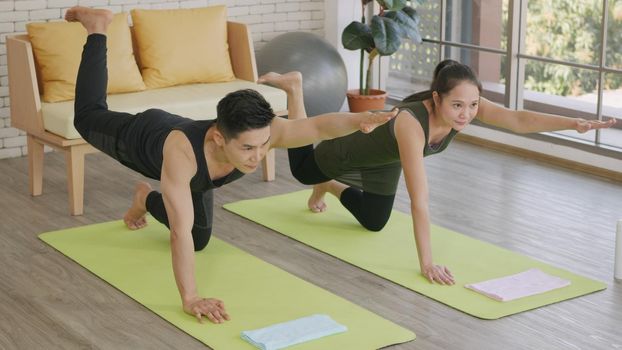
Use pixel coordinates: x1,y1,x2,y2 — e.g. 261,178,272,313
65,6,113,35
123,182,152,230
307,180,349,213
257,72,302,97
308,182,331,213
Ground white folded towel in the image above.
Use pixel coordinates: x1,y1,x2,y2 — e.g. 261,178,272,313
465,268,571,302
241,314,347,350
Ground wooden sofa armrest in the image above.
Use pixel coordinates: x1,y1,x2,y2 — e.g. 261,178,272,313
227,21,258,82
7,34,44,135
227,21,278,182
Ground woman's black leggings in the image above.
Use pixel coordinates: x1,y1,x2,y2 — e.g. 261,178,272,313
73,34,212,250
288,145,395,231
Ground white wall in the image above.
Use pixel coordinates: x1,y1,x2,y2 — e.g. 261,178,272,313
0,0,325,159
324,0,389,110
324,0,359,93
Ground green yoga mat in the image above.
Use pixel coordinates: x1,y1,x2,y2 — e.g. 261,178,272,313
39,220,415,349
223,190,607,320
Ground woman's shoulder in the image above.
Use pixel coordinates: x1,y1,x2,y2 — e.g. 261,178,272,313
394,108,426,138
398,99,432,115
397,98,423,109
396,100,430,125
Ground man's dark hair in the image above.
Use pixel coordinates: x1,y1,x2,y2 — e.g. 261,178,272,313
216,89,276,140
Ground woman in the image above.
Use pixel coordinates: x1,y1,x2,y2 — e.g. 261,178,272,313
288,59,616,285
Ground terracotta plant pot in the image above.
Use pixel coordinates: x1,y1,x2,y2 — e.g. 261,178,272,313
346,89,388,112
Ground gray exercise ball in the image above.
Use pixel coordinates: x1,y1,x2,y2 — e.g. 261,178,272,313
256,32,348,117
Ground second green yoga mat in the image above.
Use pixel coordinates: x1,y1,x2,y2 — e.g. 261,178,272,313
223,190,606,320
40,220,415,349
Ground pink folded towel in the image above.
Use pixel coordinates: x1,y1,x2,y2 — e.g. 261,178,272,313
465,268,571,302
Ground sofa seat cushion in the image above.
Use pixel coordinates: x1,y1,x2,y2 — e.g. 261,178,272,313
42,80,287,140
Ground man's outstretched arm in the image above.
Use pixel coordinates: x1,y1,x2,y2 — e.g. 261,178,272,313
270,109,398,149
258,71,397,149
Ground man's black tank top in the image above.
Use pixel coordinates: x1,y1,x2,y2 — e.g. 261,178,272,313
117,109,243,192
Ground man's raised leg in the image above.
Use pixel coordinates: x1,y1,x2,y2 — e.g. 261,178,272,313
67,7,114,126
65,6,113,35
68,7,151,230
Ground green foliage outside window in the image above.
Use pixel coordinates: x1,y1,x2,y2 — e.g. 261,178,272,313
502,0,622,96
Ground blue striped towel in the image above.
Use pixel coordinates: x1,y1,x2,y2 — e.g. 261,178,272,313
241,314,347,350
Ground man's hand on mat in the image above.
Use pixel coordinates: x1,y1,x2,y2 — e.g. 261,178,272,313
358,109,399,134
184,296,230,324
421,264,455,285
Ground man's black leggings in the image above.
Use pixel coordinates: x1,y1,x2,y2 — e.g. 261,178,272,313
288,145,395,231
73,34,212,250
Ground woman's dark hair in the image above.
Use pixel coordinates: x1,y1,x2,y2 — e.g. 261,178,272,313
216,89,276,141
401,59,482,104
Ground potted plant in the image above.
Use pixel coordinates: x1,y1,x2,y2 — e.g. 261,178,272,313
342,0,423,111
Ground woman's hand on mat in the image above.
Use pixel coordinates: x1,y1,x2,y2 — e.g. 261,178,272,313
421,264,455,285
184,296,230,324
358,109,399,133
574,117,616,133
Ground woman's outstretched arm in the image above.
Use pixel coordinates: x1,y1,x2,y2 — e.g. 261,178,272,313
476,97,617,134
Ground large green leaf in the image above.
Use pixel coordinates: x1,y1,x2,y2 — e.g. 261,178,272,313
371,15,402,55
342,21,374,50
401,7,422,43
383,11,411,35
402,6,421,25
377,0,407,11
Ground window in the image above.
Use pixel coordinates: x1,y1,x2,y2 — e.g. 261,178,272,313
388,0,622,153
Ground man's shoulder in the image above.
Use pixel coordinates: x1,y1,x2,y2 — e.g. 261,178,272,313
164,130,194,159
267,116,290,147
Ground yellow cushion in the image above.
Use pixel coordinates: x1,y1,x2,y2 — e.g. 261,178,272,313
131,6,235,89
26,13,145,103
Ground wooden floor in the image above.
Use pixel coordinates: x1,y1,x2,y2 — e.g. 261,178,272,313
1,141,621,350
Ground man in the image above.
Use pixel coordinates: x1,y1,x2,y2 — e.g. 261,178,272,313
66,6,397,324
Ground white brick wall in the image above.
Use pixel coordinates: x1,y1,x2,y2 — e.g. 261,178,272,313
0,3,15,12
15,1,48,11
0,0,325,159
48,0,79,8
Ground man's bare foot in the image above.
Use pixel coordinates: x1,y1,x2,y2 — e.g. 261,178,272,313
308,182,332,213
65,6,113,35
123,182,152,230
257,71,302,96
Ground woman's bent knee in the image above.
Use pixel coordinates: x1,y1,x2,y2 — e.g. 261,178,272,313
291,172,318,185
192,227,212,251
361,217,390,232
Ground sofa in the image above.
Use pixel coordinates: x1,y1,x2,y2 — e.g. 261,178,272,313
7,6,287,215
